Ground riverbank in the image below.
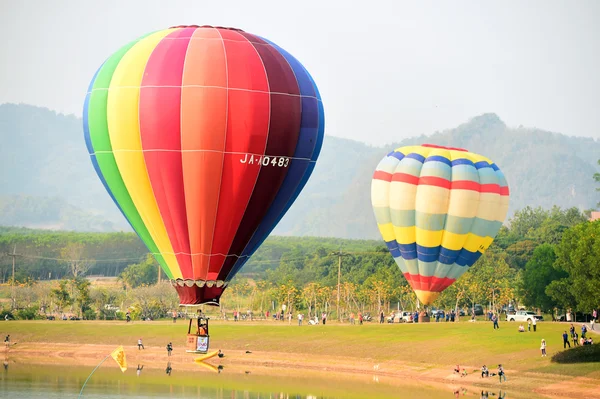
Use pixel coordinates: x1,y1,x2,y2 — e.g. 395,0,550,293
2,320,599,398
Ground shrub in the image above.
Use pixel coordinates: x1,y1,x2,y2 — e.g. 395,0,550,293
551,344,600,363
83,309,97,320
15,307,42,320
0,309,14,320
99,308,118,320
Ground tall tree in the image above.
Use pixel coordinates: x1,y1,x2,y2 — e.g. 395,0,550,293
50,280,72,315
470,252,515,312
551,221,600,311
521,244,566,312
119,254,158,289
72,277,92,318
508,206,549,239
60,242,93,277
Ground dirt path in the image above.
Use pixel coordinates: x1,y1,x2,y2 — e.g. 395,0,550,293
5,342,600,399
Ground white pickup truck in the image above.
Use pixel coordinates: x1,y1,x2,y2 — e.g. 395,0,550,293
505,310,543,322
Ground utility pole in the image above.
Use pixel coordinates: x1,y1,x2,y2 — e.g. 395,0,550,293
8,245,17,309
330,248,351,322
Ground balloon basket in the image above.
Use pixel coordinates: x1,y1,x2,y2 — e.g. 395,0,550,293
186,334,209,354
186,316,210,353
418,311,431,323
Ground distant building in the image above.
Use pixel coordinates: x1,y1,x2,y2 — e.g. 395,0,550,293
590,211,600,222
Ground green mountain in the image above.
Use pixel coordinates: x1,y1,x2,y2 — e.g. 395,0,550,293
1,104,598,238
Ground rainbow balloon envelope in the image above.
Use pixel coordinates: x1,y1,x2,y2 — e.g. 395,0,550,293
84,25,324,305
371,144,509,305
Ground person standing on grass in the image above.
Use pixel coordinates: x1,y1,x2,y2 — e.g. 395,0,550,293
138,338,145,350
562,331,570,348
532,317,537,332
573,331,579,346
297,313,303,326
492,314,499,330
166,342,172,356
540,339,547,357
498,364,506,382
569,324,575,338
582,324,587,338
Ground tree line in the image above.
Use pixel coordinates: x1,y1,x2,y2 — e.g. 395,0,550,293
1,204,598,320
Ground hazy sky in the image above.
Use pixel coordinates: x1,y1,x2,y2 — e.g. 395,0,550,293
1,0,599,145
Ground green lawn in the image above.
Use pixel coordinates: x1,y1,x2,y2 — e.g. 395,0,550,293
2,319,598,377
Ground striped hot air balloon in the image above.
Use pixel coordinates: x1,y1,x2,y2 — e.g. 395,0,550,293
83,25,324,305
371,144,509,305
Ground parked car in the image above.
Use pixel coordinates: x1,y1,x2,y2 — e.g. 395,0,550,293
398,311,413,323
558,312,590,322
470,304,484,316
501,304,516,314
505,310,543,322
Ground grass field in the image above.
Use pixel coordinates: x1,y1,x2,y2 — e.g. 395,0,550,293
2,318,598,376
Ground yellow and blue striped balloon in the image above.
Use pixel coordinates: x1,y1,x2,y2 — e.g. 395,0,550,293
371,144,510,305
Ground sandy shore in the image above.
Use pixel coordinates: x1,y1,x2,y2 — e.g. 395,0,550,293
5,342,599,399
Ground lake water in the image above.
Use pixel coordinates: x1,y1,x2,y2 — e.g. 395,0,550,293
0,360,538,399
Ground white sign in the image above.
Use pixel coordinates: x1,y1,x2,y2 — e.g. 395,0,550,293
196,336,208,352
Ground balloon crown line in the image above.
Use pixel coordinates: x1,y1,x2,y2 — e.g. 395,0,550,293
421,143,468,152
168,25,245,32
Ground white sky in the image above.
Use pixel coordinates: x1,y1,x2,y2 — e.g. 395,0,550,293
1,0,599,145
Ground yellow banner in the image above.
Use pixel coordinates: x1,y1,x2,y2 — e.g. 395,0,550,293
110,346,127,373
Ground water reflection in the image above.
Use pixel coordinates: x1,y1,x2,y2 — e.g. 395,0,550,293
0,362,543,399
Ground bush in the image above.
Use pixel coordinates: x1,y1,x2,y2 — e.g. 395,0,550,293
0,309,14,320
99,308,118,320
83,309,97,320
15,307,42,320
551,344,600,363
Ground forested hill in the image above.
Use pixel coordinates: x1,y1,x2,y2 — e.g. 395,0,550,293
1,103,599,238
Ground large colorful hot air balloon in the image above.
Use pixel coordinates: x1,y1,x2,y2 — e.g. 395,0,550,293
83,25,324,305
371,144,509,305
